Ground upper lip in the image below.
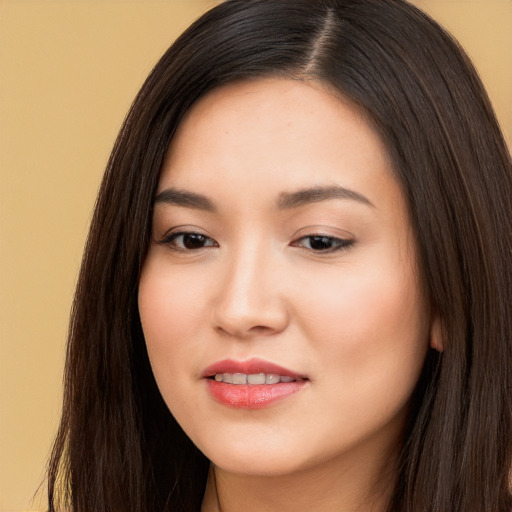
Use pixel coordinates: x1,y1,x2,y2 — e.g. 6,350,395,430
202,358,306,379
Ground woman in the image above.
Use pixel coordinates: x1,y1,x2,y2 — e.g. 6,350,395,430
47,0,512,511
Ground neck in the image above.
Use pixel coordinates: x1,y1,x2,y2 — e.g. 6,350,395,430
201,447,397,512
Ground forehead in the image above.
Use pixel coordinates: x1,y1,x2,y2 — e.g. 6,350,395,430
159,77,397,210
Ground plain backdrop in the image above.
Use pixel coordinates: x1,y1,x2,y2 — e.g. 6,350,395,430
0,1,510,510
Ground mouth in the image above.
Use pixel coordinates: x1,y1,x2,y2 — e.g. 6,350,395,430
202,359,308,409
209,372,303,385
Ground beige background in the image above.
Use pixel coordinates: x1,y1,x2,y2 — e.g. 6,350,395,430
0,1,510,510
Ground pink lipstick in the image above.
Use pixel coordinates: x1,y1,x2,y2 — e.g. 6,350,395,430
202,358,307,409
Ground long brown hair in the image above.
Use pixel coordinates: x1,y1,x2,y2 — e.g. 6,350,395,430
48,1,512,510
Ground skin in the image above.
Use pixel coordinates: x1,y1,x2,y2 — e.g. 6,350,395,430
138,78,437,512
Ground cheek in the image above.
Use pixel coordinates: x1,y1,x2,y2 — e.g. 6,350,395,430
138,255,209,383
294,257,429,398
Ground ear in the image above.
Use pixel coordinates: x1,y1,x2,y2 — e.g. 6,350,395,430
429,314,444,352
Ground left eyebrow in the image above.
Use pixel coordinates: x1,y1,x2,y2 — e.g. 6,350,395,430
278,186,375,209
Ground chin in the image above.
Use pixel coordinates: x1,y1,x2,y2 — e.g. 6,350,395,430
210,452,309,478
195,433,311,477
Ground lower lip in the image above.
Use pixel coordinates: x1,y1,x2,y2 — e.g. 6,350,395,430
205,379,306,409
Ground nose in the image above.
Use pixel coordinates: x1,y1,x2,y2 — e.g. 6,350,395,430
211,245,290,339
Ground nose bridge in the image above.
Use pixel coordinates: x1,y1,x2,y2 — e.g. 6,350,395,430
212,239,288,337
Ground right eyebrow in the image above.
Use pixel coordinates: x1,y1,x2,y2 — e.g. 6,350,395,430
154,188,216,212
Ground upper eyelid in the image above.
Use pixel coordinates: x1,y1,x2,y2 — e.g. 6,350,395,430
160,230,215,241
158,224,212,238
290,224,354,240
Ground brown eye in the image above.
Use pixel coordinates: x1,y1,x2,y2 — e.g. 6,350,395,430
293,235,353,253
161,232,218,250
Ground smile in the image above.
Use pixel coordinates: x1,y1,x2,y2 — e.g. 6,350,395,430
203,359,308,408
211,373,300,384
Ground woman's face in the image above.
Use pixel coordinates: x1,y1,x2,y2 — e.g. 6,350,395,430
138,78,434,477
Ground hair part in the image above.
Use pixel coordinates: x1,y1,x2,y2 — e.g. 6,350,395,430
48,1,512,511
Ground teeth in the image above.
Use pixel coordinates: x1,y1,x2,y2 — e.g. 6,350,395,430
265,373,280,384
247,373,265,385
212,372,298,385
232,373,247,384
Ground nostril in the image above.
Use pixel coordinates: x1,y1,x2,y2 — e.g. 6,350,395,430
248,325,275,334
215,324,278,338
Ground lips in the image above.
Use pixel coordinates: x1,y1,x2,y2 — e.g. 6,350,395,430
202,358,308,409
202,358,306,378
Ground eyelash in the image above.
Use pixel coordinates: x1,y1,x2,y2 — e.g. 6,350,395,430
158,231,354,254
158,231,219,251
291,234,354,253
